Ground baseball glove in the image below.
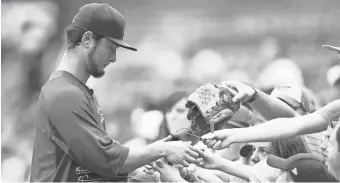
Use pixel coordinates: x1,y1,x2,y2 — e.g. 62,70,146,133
185,82,240,136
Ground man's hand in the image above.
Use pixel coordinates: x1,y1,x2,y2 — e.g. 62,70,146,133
201,129,236,150
161,141,200,167
129,167,158,182
153,159,185,182
221,81,256,103
196,149,222,170
208,108,234,125
142,135,173,171
207,105,252,126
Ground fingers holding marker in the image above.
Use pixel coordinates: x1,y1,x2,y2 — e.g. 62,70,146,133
201,132,215,140
207,139,217,148
212,140,222,150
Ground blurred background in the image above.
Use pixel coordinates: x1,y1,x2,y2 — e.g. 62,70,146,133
1,0,340,181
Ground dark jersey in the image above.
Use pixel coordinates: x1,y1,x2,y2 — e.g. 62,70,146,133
30,70,129,182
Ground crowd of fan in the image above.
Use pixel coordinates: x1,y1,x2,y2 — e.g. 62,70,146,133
125,76,340,182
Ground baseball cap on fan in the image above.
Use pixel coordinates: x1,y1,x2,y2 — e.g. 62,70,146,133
72,3,137,51
267,153,336,182
270,84,318,113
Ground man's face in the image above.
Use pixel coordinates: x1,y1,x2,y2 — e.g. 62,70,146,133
85,37,118,78
326,123,340,180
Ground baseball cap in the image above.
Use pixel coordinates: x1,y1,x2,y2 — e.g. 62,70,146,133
267,153,335,182
323,45,340,53
270,84,317,113
72,3,137,51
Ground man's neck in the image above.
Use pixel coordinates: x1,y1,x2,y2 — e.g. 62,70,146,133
56,50,90,84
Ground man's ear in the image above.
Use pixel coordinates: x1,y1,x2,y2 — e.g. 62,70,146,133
81,31,94,48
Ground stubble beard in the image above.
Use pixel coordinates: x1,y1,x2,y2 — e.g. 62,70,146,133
87,43,105,78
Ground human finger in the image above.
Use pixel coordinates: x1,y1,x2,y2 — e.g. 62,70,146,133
159,135,172,142
212,140,222,150
207,139,217,148
144,164,153,169
218,139,233,149
201,132,217,141
152,164,162,173
184,155,196,164
221,81,238,89
209,109,234,124
202,138,212,145
154,159,165,168
233,92,246,103
186,148,200,159
181,160,190,167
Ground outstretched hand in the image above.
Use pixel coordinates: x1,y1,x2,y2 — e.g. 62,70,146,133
221,81,256,103
195,149,222,170
163,141,200,167
200,129,236,150
153,159,185,182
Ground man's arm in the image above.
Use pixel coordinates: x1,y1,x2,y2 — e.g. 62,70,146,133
121,135,199,175
222,81,299,120
215,158,252,181
315,99,340,127
250,89,299,120
210,170,231,182
118,141,166,173
231,113,327,143
203,100,340,149
232,99,340,143
212,157,280,182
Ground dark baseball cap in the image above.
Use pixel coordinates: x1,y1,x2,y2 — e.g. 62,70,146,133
323,45,340,53
267,153,335,182
72,3,137,51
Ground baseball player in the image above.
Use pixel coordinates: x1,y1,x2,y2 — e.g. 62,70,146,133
30,3,200,182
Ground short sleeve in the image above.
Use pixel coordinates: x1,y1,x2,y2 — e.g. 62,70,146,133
44,88,129,177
